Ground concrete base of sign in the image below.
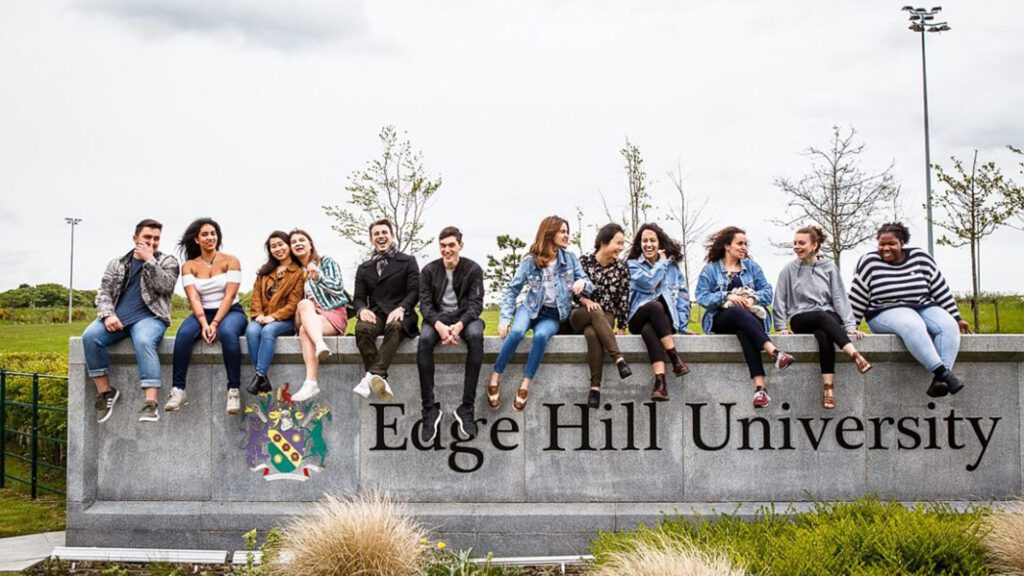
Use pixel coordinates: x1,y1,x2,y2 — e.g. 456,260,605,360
66,334,1024,554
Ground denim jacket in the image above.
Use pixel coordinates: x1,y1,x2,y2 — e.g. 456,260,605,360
499,249,593,326
694,258,773,334
627,258,691,333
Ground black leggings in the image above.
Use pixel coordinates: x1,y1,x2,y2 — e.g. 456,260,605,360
790,311,851,374
712,307,771,378
628,298,675,365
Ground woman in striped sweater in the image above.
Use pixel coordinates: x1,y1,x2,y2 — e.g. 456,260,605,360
849,222,972,398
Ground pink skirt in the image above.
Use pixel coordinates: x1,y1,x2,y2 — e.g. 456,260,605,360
315,303,348,334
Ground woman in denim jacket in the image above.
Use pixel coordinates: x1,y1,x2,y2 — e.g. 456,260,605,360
626,223,692,402
489,216,593,411
695,226,794,409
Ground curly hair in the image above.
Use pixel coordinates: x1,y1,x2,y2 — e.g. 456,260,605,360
876,222,911,244
177,217,223,261
704,226,746,263
627,222,683,263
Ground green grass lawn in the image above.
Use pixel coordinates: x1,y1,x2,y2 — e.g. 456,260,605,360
0,489,65,538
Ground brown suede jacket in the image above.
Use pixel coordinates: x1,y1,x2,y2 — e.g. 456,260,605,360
250,262,304,320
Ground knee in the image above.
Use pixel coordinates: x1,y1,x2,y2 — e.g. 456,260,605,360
296,300,314,316
245,322,261,339
384,321,402,334
354,321,373,336
217,325,238,343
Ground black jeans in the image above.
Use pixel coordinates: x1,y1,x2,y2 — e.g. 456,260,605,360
790,310,851,374
355,316,407,379
712,307,771,378
417,319,485,410
628,298,675,365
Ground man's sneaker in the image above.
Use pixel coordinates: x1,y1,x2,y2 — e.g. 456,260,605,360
370,374,395,402
453,404,478,439
753,387,771,409
315,340,331,362
420,403,443,443
138,401,160,422
291,380,321,403
246,374,272,395
163,387,189,412
773,350,795,370
226,388,241,414
353,372,373,398
95,388,120,424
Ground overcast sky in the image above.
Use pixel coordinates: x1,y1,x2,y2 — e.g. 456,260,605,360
2,1,1023,299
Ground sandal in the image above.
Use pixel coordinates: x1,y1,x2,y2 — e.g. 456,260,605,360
513,385,529,412
823,382,835,410
487,381,501,410
853,352,872,374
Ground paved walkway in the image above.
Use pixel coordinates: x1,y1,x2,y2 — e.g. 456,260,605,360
0,531,64,572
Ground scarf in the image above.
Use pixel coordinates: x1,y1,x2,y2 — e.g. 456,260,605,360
372,244,398,276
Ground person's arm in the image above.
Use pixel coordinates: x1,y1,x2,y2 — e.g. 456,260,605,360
628,258,669,292
400,257,420,316
143,254,180,296
419,265,439,328
848,256,871,328
181,263,207,324
95,258,121,319
314,256,347,298
270,271,304,321
570,252,594,295
460,263,485,327
250,277,264,319
694,264,727,311
353,265,368,313
926,257,964,321
210,256,242,328
829,265,857,330
499,259,529,327
771,266,790,332
749,261,773,307
674,265,692,333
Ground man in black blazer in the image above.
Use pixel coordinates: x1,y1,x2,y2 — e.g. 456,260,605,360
417,226,486,442
352,219,420,401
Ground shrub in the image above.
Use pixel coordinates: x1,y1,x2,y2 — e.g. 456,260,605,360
266,492,426,576
590,532,743,576
985,501,1024,575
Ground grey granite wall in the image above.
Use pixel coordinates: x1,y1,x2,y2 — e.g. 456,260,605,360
66,334,1024,555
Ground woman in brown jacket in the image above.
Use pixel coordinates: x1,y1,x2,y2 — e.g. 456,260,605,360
245,231,305,395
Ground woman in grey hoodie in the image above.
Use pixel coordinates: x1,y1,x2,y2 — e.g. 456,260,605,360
772,226,871,409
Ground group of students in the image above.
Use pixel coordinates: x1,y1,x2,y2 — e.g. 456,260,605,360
82,215,971,443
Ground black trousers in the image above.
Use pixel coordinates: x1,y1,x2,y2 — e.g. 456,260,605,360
417,319,485,410
355,317,406,378
712,307,771,378
628,298,675,365
790,310,851,374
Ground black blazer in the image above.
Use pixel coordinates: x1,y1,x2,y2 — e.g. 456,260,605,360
419,257,485,328
353,250,420,337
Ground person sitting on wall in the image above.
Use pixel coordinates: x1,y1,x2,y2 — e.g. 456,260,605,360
417,226,486,442
352,219,421,401
849,221,972,397
82,218,180,424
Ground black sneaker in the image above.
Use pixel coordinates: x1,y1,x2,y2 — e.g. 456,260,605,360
944,372,965,395
246,374,272,395
587,388,601,409
453,404,478,439
138,401,160,423
926,377,949,398
616,359,632,379
420,403,442,443
95,387,120,424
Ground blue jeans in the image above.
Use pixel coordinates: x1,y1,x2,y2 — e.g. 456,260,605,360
867,306,960,372
493,306,561,379
245,319,295,376
172,304,247,389
82,316,167,388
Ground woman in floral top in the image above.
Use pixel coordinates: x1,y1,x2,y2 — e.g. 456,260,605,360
570,223,633,408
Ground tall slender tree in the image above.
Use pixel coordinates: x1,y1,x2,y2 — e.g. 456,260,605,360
666,161,711,290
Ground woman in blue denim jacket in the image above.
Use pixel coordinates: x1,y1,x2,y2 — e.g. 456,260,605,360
489,216,593,411
695,226,794,409
626,223,692,402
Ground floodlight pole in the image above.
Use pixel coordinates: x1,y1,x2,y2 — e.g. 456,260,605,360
65,217,82,323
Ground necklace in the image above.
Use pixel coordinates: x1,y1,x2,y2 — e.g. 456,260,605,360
201,252,218,268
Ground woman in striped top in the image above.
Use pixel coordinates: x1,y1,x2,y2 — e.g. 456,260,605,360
849,222,972,397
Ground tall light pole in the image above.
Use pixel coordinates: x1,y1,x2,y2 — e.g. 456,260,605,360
901,6,950,257
65,217,82,323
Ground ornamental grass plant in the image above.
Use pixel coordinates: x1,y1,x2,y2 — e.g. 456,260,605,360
588,533,744,576
985,500,1024,575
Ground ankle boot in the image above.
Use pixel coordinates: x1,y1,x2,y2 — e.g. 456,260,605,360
667,348,690,377
651,374,669,401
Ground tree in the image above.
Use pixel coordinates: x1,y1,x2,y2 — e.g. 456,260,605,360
1008,145,1024,230
570,205,586,253
666,161,712,289
771,126,900,272
484,235,527,306
323,125,441,256
601,138,653,241
933,149,1020,330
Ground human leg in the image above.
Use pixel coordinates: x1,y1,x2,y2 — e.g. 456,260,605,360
417,323,441,410
217,306,248,390
171,313,204,390
128,317,167,404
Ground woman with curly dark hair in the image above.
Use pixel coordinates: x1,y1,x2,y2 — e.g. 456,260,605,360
695,226,793,409
626,223,691,402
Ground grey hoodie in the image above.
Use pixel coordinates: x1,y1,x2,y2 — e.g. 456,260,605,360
772,258,855,331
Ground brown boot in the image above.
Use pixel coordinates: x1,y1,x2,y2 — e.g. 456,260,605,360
666,348,690,377
651,374,669,402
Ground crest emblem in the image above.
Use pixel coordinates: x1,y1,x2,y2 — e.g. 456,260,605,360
241,382,332,481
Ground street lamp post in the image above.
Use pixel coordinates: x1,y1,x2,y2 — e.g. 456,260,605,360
65,217,82,323
901,6,950,257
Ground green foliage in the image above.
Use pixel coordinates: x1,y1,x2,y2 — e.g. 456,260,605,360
484,235,527,305
591,498,991,576
236,528,284,576
422,547,522,576
0,489,65,538
0,284,96,309
1,355,69,466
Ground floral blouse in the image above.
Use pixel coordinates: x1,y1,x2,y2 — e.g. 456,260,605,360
574,253,631,329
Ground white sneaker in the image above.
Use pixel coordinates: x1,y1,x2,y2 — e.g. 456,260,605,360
370,374,395,402
315,340,331,362
226,389,241,414
291,380,321,403
163,387,189,412
352,372,372,398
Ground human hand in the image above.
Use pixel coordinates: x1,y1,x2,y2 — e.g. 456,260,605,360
202,324,218,344
256,315,273,325
103,315,123,332
572,279,586,295
434,321,452,343
727,294,750,309
778,328,793,335
448,321,464,344
847,329,866,340
499,323,510,339
387,308,405,324
134,241,154,262
614,328,625,336
359,309,377,323
958,320,973,334
305,263,319,281
582,298,602,312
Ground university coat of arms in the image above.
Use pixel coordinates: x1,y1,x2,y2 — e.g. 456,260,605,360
241,383,332,481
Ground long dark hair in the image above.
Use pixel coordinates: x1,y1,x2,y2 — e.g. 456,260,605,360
593,223,625,252
257,231,294,277
178,217,222,261
704,226,746,263
529,215,568,268
627,223,682,263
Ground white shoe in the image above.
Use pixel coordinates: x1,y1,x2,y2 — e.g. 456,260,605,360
163,387,189,412
352,372,372,399
316,340,331,362
226,389,241,414
370,374,394,402
291,380,321,403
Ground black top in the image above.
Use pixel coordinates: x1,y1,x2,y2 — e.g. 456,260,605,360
353,250,420,337
419,257,485,328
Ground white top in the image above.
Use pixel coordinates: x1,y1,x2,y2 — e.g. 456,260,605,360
182,270,241,309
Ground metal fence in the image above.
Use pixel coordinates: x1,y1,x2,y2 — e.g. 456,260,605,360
0,370,67,498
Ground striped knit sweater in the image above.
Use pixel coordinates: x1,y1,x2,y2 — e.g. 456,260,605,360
849,247,962,325
305,255,349,311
